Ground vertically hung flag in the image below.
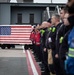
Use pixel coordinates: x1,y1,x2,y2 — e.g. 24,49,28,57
0,25,33,44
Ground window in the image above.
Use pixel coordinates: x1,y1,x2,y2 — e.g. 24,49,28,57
17,13,22,24
23,0,33,2
30,14,34,24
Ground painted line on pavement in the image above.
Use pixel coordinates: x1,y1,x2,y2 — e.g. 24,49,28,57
26,50,33,75
27,50,38,75
29,50,41,75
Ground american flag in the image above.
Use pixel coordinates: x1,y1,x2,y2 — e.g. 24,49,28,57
0,25,33,44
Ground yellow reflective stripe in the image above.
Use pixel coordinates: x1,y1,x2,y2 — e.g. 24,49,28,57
68,48,74,57
52,27,56,32
68,54,74,57
69,48,74,51
40,30,45,35
48,27,52,31
60,37,63,43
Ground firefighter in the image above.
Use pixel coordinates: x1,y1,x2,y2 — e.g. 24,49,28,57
50,14,63,75
40,21,51,75
41,19,57,75
59,0,74,74
54,8,68,75
64,0,74,74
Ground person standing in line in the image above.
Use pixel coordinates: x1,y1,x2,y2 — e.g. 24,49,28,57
34,26,41,62
30,26,36,54
50,14,62,75
54,8,68,75
64,0,74,74
42,19,56,75
40,21,51,75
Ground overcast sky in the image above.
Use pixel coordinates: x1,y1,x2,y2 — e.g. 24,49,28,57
10,0,67,3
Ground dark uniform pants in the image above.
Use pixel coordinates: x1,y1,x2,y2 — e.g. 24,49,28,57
52,51,64,75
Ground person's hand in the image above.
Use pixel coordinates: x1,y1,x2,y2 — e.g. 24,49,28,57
44,48,47,52
55,54,59,58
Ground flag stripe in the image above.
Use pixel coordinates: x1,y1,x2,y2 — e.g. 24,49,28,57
11,26,32,28
0,40,31,42
0,42,32,44
0,38,29,40
0,25,33,44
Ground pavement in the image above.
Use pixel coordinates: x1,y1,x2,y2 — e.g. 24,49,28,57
0,45,29,75
0,45,42,75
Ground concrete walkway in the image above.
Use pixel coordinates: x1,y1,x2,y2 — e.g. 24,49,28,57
0,48,29,75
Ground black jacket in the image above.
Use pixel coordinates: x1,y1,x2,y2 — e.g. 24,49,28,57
40,28,48,48
59,15,74,59
46,23,61,51
50,26,56,50
55,24,65,54
59,28,70,59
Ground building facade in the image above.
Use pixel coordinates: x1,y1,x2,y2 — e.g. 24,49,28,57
34,0,67,3
0,0,67,3
17,0,33,3
0,3,65,25
0,0,10,2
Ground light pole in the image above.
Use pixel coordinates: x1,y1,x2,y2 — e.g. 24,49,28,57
51,0,52,3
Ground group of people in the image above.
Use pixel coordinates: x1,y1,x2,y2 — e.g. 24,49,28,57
30,0,74,75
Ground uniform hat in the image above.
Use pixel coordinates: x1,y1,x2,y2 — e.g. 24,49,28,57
47,18,51,23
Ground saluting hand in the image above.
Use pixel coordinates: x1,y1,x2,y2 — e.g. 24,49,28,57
55,54,59,58
44,48,47,52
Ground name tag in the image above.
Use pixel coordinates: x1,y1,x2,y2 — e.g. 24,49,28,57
48,37,52,42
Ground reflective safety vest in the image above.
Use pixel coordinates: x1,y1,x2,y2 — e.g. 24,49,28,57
59,36,64,43
48,27,52,31
40,29,45,36
52,27,56,32
68,27,74,57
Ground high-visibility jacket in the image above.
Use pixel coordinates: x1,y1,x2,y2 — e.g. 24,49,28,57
68,27,74,57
